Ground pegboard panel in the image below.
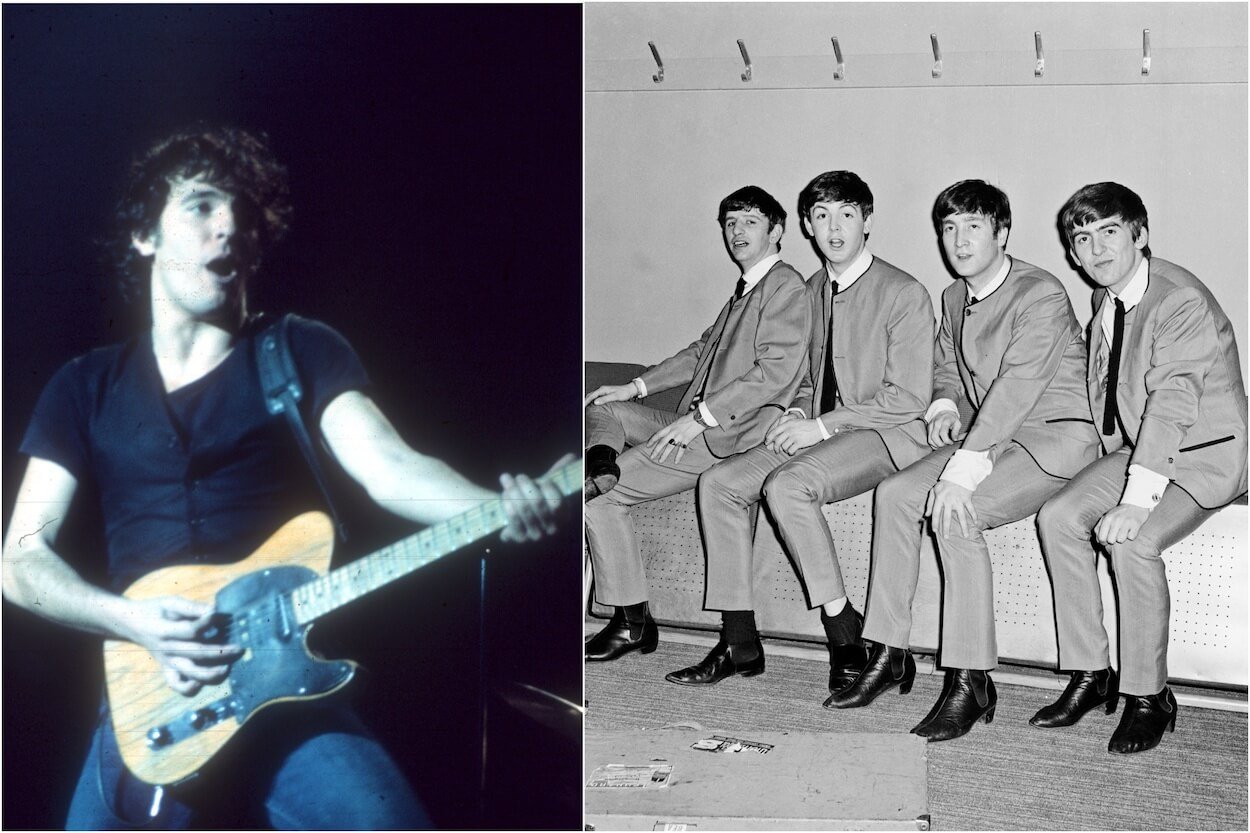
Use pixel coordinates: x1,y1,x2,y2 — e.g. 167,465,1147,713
587,486,1248,688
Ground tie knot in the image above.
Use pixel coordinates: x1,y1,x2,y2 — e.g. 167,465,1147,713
734,278,747,299
1114,297,1126,313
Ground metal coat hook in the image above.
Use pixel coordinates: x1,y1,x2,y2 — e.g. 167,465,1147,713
930,34,943,78
737,39,753,82
830,36,845,80
1034,31,1045,77
1142,29,1152,75
648,41,664,83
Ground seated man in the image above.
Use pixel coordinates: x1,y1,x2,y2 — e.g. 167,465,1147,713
583,185,810,663
666,171,934,691
828,180,1101,743
2,126,566,829
1033,182,1247,754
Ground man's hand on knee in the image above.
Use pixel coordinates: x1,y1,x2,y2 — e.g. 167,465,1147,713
925,480,979,538
1094,504,1149,546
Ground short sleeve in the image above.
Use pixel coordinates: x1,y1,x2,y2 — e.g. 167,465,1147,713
285,316,373,419
19,357,91,478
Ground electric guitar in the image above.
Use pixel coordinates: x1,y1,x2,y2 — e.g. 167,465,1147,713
103,459,578,785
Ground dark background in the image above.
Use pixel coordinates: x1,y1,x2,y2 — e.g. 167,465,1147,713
3,5,582,829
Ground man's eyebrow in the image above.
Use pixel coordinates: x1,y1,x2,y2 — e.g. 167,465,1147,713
178,187,228,203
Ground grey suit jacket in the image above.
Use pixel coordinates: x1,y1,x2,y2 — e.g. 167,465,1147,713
790,256,936,470
1090,257,1248,508
639,259,811,458
887,256,1101,478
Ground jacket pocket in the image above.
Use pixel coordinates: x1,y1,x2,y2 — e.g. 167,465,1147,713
1179,435,1236,453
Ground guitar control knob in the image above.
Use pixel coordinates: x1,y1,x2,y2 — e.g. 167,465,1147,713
189,708,217,730
146,726,173,748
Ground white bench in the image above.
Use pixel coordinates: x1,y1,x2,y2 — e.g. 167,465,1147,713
589,488,1248,688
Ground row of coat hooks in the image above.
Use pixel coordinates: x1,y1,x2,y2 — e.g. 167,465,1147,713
647,30,1154,83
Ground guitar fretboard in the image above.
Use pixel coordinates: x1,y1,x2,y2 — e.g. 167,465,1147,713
287,460,578,625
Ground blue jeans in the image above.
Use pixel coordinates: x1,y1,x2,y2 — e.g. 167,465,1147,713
66,701,431,830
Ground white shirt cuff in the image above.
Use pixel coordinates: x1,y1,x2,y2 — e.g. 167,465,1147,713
632,377,647,398
786,407,807,418
817,418,832,441
925,398,959,423
939,449,993,491
698,401,719,427
1121,464,1169,509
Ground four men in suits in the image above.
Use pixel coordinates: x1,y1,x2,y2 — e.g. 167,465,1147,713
583,186,810,663
585,176,1246,755
1032,183,1247,753
670,172,935,694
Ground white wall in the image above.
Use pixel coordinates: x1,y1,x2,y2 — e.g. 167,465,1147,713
585,3,1248,379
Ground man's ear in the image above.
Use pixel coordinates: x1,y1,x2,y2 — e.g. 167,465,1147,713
1134,226,1149,252
769,222,784,245
131,232,155,257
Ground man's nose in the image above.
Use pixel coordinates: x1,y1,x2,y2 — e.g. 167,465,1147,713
1089,235,1104,256
213,205,236,239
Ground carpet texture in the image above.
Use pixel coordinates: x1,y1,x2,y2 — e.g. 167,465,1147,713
585,639,1248,830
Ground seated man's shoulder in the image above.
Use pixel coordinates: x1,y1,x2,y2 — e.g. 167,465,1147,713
1148,258,1221,311
867,256,928,296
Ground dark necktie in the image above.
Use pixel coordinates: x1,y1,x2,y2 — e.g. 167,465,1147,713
1102,298,1126,436
819,281,840,414
734,277,747,299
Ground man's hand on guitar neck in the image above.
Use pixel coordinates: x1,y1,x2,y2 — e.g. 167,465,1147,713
498,453,575,543
117,596,244,696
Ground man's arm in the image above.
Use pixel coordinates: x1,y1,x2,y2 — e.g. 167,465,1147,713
320,391,564,542
1096,288,1219,545
2,457,241,695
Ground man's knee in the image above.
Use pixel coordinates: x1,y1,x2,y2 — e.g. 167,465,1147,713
875,467,930,513
1106,534,1163,568
762,460,819,509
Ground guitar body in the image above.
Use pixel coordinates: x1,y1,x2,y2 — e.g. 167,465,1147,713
104,512,355,786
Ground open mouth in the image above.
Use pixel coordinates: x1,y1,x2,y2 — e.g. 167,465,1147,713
206,255,238,280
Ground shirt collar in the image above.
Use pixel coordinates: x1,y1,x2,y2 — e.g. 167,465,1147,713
968,255,1012,303
826,247,873,291
1108,257,1150,311
740,252,782,293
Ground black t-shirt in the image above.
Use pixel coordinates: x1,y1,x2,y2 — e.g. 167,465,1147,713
20,316,371,590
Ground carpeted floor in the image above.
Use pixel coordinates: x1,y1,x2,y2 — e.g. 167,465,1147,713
585,638,1248,831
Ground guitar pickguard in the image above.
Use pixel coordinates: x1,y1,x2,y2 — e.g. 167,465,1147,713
219,565,355,719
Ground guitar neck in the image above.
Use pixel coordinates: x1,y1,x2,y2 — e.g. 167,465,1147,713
288,459,578,625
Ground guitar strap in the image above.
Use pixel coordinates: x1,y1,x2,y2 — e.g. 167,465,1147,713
254,313,350,543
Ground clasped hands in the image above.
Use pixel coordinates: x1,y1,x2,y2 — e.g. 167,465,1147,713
764,411,825,456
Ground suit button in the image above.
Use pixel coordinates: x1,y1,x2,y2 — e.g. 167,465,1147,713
1167,457,1174,464
964,308,973,317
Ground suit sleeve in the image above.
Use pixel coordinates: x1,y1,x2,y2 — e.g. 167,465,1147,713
637,319,718,395
932,293,963,407
700,276,812,426
1131,288,1218,478
824,282,935,431
962,284,1076,460
787,281,823,416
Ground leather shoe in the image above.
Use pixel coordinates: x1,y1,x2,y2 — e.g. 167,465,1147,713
1030,667,1118,728
822,604,866,695
1108,687,1177,754
828,643,867,695
911,668,996,742
665,637,764,686
824,642,914,708
584,445,620,501
584,608,657,662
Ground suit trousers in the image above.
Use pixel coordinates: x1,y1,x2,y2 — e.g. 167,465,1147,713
585,400,718,605
698,429,895,611
1037,448,1214,694
862,441,1066,670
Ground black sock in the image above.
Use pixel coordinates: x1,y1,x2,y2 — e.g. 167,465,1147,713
820,604,861,647
721,610,759,652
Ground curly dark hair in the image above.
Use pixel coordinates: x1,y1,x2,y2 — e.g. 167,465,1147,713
112,126,292,306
